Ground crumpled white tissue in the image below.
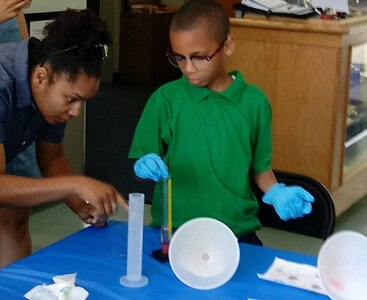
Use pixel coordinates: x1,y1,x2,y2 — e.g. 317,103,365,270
24,273,89,300
257,257,328,295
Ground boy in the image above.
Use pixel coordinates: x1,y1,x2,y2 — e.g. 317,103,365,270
129,0,313,245
0,9,128,267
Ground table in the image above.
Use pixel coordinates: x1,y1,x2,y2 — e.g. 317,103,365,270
0,221,329,299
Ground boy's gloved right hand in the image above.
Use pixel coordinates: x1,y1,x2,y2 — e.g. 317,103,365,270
134,153,169,182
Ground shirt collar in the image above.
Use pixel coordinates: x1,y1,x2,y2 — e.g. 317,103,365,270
180,75,212,102
180,70,247,103
221,70,247,103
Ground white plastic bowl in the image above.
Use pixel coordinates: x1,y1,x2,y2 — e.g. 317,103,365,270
318,230,367,300
168,217,240,290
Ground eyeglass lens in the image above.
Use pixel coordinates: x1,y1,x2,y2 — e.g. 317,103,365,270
166,37,227,70
167,55,209,69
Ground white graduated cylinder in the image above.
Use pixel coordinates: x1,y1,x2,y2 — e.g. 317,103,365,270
120,193,148,288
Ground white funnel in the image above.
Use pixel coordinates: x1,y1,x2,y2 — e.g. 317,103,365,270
318,230,367,300
168,217,240,290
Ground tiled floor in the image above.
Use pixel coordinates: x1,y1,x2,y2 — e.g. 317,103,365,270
30,193,367,256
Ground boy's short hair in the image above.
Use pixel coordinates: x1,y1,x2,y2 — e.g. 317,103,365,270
29,9,111,82
170,0,230,42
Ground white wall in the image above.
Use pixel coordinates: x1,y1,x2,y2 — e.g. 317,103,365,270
24,0,86,13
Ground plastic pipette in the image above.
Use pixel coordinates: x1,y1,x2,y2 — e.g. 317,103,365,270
120,193,149,288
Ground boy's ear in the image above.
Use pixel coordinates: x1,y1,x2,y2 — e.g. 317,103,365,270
224,36,234,56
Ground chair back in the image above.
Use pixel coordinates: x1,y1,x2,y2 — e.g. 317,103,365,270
252,170,335,240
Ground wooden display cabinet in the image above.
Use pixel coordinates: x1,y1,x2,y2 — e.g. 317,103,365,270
227,15,367,215
215,0,238,17
119,11,180,84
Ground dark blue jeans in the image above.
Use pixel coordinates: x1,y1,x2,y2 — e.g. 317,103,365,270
6,143,42,178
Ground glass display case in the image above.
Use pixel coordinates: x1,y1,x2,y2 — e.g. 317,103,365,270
345,44,367,173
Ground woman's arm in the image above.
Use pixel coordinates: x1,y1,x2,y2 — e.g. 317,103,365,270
16,10,28,39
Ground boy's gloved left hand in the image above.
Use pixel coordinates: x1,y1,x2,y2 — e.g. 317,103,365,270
262,183,314,221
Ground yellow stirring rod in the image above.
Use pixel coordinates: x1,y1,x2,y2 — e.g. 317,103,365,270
167,177,172,241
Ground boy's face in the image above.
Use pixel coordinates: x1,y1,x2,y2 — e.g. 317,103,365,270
169,28,233,91
31,68,100,124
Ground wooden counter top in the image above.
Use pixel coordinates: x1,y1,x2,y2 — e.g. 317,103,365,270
230,15,367,35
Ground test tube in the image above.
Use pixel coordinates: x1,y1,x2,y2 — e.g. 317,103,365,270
161,177,172,256
120,193,149,288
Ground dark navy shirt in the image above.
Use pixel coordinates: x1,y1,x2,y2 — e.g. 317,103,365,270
0,39,65,163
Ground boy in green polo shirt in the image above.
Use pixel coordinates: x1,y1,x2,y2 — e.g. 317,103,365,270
129,0,314,245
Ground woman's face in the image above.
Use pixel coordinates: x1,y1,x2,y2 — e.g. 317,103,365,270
31,68,100,124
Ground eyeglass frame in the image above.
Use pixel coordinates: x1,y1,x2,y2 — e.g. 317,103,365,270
166,35,229,69
40,43,109,67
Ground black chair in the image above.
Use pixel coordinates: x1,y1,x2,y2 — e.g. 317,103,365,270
251,170,336,240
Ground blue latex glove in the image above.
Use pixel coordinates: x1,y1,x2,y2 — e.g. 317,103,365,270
134,153,169,182
262,183,314,221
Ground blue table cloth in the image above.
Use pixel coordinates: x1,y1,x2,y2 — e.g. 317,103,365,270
0,220,330,299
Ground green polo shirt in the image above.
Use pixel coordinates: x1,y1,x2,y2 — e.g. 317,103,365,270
129,71,272,236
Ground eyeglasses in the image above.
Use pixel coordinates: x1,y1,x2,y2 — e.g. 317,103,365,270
40,43,109,67
166,36,228,70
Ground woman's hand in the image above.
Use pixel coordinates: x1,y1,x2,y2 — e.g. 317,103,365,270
70,175,128,224
0,0,32,23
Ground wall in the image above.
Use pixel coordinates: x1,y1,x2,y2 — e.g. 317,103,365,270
24,0,86,13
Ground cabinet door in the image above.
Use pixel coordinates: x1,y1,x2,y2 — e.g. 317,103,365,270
120,44,152,83
215,0,238,17
119,12,180,84
120,13,154,46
